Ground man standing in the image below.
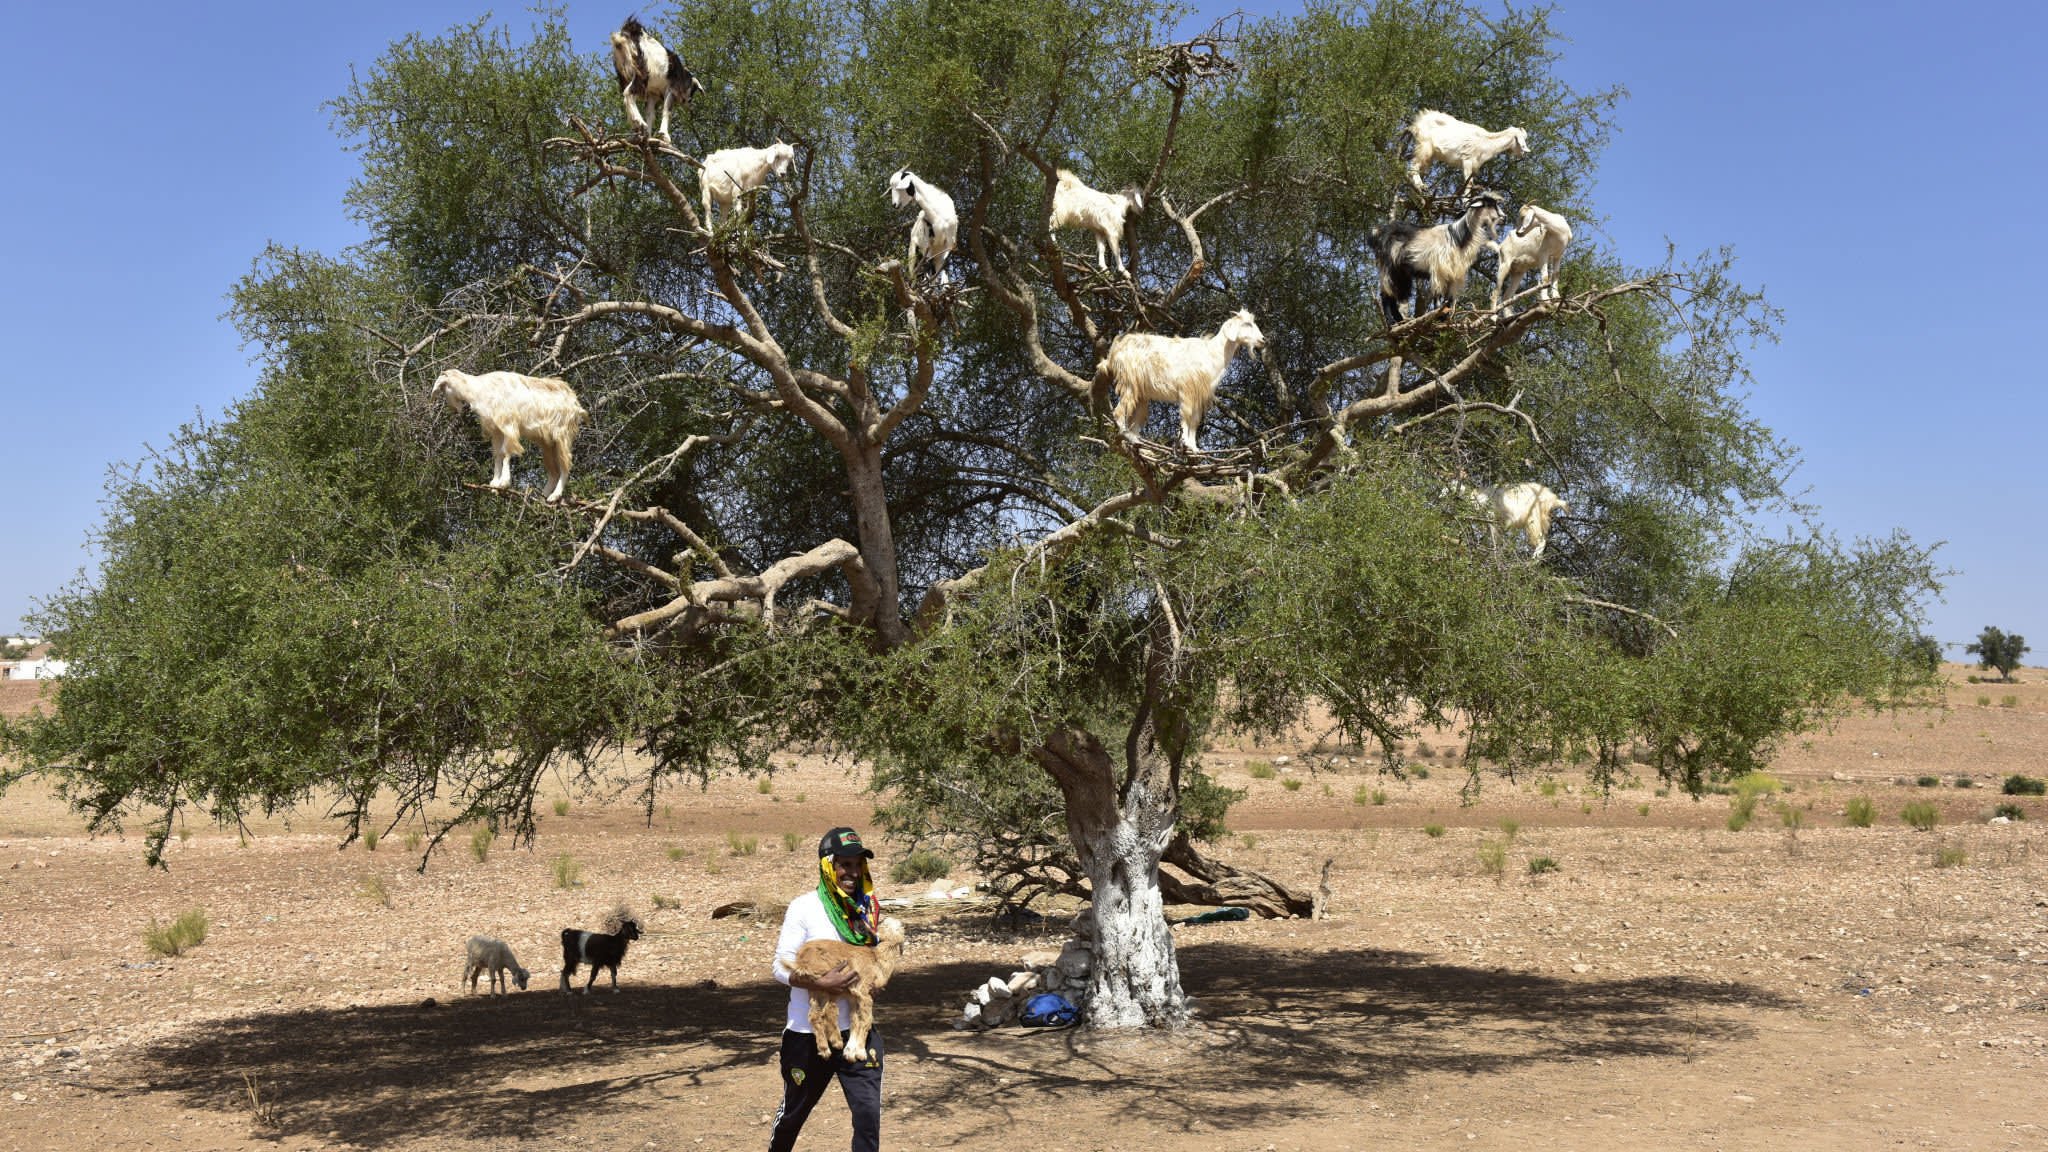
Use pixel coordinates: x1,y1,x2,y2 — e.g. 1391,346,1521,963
769,826,883,1152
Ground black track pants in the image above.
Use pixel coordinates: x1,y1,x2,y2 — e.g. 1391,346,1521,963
767,1027,881,1152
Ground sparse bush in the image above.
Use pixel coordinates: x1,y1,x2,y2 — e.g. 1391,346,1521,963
2003,775,2047,796
143,908,209,957
1282,777,1303,792
667,845,687,862
704,853,722,874
661,804,674,823
1993,803,2025,821
1352,784,1373,805
1776,802,1805,829
1935,846,1967,868
363,828,379,852
1321,783,1334,796
651,893,680,910
551,852,582,889
403,830,423,852
1247,761,1276,780
1637,804,1650,817
1497,818,1520,841
177,826,191,843
1654,787,1670,798
726,831,759,857
1727,787,1760,830
1239,833,1259,850
1413,766,1430,780
794,792,807,804
1416,741,1433,758
1370,789,1388,806
1900,800,1940,831
1527,856,1560,875
757,776,775,794
890,851,952,884
1477,838,1506,882
1967,675,1981,684
356,874,391,908
1844,796,1876,827
1976,695,1991,707
783,831,801,852
1726,808,1751,832
1423,823,1446,838
1954,777,1975,789
2001,696,2019,709
1579,802,1592,815
469,826,494,863
1916,775,1940,788
1539,779,1559,798
553,798,570,817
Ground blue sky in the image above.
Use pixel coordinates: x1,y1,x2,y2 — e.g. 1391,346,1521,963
1,2,2040,655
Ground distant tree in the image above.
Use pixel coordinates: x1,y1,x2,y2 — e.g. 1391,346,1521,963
1,0,1943,1030
1965,626,2029,682
1904,635,1943,675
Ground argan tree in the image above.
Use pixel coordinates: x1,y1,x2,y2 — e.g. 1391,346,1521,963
1965,626,2028,682
2,0,1938,1029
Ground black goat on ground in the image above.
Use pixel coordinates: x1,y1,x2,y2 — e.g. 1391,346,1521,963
559,919,642,994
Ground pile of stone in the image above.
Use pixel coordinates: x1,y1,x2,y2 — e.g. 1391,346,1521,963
952,935,1093,1030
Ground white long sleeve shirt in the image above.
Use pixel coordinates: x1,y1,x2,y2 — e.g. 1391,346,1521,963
771,889,857,1033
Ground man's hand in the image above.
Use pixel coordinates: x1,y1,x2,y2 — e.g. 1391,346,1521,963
798,961,861,994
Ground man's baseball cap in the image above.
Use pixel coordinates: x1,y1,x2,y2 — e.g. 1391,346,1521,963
819,827,874,859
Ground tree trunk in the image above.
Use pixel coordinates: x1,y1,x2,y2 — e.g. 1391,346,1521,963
1032,728,1189,1029
1158,832,1318,919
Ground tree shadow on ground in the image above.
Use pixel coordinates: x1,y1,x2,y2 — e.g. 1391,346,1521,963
124,945,1782,1147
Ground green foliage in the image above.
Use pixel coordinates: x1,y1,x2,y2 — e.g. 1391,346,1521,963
651,893,681,911
1247,761,1276,780
889,850,952,884
2001,696,2018,708
667,845,687,862
1412,766,1429,780
2004,775,2046,796
757,776,775,794
783,831,802,852
550,852,582,889
1935,845,1967,869
1776,802,1804,829
1497,819,1520,841
1900,801,1940,831
1423,823,1446,838
1636,803,1649,817
143,909,209,957
1993,803,2025,821
356,874,392,907
1527,856,1560,875
1916,776,1941,788
1903,634,1942,675
553,798,570,817
404,829,423,852
362,828,379,852
469,826,495,863
1538,779,1558,798
726,831,759,857
1844,796,1875,827
1281,777,1303,792
1477,838,1507,882
1976,695,1991,706
1965,626,2028,682
1954,777,1974,789
1725,807,1751,832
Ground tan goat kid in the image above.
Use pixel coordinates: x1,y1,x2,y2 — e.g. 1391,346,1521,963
790,917,905,1061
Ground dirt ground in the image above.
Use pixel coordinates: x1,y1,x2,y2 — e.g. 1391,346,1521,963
2,664,2046,1150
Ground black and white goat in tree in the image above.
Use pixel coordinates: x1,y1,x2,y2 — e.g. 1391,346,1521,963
1367,190,1507,327
609,17,703,142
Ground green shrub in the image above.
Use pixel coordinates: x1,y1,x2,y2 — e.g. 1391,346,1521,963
1239,833,1259,850
551,852,582,889
1935,845,1967,868
650,893,680,910
553,798,570,816
403,830,423,852
1993,803,2025,821
1954,777,1975,789
469,826,495,863
1281,778,1303,792
1413,766,1430,780
1527,856,1560,875
143,908,209,957
1247,760,1276,780
1415,741,1433,758
1497,818,1520,841
1900,800,1940,831
1726,809,1751,832
1477,838,1507,882
1423,823,1446,838
726,831,759,857
1636,804,1650,817
1976,695,1991,707
783,831,801,852
2003,775,2047,796
889,851,951,884
667,845,687,862
2001,695,2019,708
362,828,379,852
1579,802,1592,815
1776,802,1805,829
1844,796,1875,827
794,792,807,804
1916,775,1940,788
1538,779,1559,798
1370,789,1388,806
356,874,392,908
1352,784,1373,805
1654,787,1670,798
757,776,775,794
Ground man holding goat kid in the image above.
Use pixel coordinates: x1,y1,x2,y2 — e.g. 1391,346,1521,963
769,827,885,1152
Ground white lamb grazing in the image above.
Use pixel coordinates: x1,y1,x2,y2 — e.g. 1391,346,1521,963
700,141,796,225
430,369,587,503
1458,481,1568,559
1048,169,1144,275
887,167,958,284
1106,310,1265,453
609,17,704,142
1490,204,1572,312
1406,109,1529,194
463,935,530,996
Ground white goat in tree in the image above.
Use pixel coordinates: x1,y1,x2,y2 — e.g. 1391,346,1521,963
1048,169,1144,275
1405,109,1529,195
887,167,958,284
1490,203,1572,312
1367,190,1507,326
609,17,703,142
1106,310,1266,453
430,369,587,503
700,141,796,225
1457,481,1568,560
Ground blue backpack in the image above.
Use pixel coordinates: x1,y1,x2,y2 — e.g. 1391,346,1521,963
1019,992,1079,1028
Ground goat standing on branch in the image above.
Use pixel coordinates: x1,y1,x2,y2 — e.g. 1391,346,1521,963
701,141,796,225
1107,310,1265,452
1491,204,1572,313
609,17,703,143
1049,169,1143,275
1404,109,1529,195
1457,480,1569,559
887,167,958,284
1368,190,1506,327
430,369,586,503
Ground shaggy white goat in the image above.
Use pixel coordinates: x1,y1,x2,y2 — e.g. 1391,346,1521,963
1489,204,1572,312
463,935,530,996
1457,481,1568,559
1405,109,1530,194
430,369,587,503
1367,190,1507,326
1048,169,1144,275
887,167,958,284
609,17,703,142
700,141,796,225
1106,310,1265,453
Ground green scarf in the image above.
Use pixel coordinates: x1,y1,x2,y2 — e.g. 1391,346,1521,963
818,856,878,945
